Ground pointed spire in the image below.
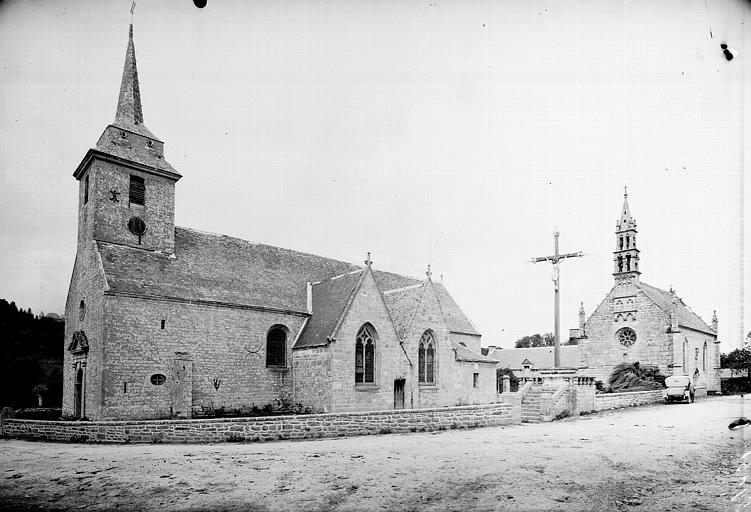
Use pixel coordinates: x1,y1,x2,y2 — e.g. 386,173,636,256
115,24,144,127
619,186,633,228
364,252,372,267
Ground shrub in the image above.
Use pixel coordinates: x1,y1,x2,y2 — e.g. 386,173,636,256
608,362,666,392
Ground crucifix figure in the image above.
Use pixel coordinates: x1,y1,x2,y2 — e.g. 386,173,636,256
531,231,584,368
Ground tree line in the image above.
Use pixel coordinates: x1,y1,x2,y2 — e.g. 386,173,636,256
0,299,64,409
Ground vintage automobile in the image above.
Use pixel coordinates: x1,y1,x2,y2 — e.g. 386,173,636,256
664,375,695,403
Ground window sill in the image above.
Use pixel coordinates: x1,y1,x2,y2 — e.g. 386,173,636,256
266,366,289,372
418,383,438,389
355,384,379,392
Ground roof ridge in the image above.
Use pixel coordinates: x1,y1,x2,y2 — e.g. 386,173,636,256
382,283,424,294
175,226,361,266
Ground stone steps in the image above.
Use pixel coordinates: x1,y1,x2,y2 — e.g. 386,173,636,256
521,388,543,423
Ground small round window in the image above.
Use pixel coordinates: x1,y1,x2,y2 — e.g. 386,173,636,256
150,374,167,386
147,140,154,148
79,300,86,321
616,327,637,347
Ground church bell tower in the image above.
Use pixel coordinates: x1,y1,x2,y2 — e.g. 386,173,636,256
72,24,181,254
613,187,640,284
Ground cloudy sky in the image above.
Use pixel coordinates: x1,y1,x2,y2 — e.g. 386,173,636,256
1,0,748,352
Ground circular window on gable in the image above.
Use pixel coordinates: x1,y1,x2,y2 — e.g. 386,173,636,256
616,327,637,347
150,374,167,386
79,300,86,321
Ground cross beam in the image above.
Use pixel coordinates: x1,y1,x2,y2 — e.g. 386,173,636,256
531,231,583,368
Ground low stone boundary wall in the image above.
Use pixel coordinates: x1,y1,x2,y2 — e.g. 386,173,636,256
1,401,517,444
594,390,664,411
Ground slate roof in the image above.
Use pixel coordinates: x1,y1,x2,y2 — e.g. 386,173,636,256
489,345,581,370
382,283,426,340
452,341,497,364
639,282,716,335
97,228,482,348
433,283,481,336
294,270,366,348
98,227,359,312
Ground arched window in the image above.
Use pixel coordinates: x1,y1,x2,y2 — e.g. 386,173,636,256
619,236,624,250
266,326,287,367
355,324,376,383
418,331,435,384
617,256,623,272
702,341,707,371
418,343,425,383
625,235,630,248
625,254,632,271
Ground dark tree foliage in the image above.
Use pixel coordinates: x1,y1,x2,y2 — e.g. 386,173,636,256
515,333,555,348
496,367,519,393
0,299,64,409
608,362,666,392
721,348,751,377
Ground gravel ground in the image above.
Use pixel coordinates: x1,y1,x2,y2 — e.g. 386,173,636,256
0,394,748,511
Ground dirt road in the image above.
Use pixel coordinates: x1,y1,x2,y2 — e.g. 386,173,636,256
1,395,748,511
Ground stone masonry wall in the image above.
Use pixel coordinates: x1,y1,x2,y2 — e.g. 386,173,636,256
100,295,305,420
291,345,331,412
87,159,177,254
593,390,664,411
580,286,672,385
1,401,518,444
328,269,413,412
63,241,107,419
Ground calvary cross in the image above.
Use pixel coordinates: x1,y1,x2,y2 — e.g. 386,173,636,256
531,231,583,368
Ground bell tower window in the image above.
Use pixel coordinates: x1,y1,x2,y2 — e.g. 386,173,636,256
129,175,145,206
84,175,89,204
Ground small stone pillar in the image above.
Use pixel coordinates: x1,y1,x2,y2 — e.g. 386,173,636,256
501,375,511,394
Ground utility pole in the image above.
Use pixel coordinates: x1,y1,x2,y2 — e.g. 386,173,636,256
531,231,583,368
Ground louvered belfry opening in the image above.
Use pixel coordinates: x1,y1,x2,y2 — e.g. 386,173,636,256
129,175,145,205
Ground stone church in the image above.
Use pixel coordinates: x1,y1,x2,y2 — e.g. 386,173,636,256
492,192,721,395
570,191,721,394
62,26,497,421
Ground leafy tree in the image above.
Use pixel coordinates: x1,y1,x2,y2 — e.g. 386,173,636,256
496,367,519,393
721,348,751,377
515,333,555,348
0,298,64,409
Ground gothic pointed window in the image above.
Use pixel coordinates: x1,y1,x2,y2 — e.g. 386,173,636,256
619,236,624,250
617,256,623,272
426,343,435,383
625,254,631,271
626,235,630,248
266,326,287,367
419,331,435,384
702,341,707,371
418,343,425,383
355,324,376,384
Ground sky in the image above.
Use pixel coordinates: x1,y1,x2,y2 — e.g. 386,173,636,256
0,0,748,353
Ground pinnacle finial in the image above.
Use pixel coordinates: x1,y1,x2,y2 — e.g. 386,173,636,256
624,184,628,197
426,265,432,279
364,252,372,266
